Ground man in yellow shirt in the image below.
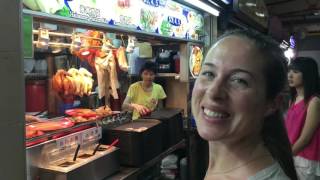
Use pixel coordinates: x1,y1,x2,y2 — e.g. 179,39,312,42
122,62,166,120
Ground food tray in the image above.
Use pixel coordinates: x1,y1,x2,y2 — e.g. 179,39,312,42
26,112,131,147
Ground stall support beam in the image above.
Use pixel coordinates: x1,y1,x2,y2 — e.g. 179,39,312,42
204,14,218,52
0,0,26,179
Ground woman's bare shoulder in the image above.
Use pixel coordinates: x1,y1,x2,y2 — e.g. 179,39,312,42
309,96,320,108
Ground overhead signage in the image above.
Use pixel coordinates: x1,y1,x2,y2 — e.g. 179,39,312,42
23,0,204,40
143,0,161,7
168,16,182,26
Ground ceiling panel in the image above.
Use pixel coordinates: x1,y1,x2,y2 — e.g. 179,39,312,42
264,0,320,34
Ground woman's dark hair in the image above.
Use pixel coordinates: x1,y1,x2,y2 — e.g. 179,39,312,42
288,57,320,104
139,61,157,75
218,29,298,180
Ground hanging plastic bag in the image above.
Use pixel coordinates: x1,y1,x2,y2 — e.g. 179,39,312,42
136,42,152,58
126,35,136,53
117,46,129,72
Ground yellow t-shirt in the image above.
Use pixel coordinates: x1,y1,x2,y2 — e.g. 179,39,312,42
127,82,166,120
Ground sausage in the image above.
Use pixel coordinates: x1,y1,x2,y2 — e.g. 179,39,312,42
26,118,75,132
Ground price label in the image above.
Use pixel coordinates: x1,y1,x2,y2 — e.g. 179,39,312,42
68,134,80,146
57,138,67,149
81,130,91,144
80,127,102,145
56,127,101,149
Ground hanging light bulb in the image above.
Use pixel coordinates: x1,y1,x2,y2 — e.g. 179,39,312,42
284,48,295,63
36,28,50,49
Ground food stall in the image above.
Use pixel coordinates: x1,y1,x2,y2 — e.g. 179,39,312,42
1,0,219,179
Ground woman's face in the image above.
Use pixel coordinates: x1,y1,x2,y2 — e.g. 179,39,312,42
191,36,272,142
141,70,155,85
287,69,303,88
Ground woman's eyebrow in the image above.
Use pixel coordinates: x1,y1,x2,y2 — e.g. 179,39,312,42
231,68,254,78
203,62,216,68
203,62,256,80
230,69,255,80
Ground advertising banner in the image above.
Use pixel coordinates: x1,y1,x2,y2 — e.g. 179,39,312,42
23,0,204,40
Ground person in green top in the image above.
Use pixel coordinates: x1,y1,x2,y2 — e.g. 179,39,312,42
122,62,167,120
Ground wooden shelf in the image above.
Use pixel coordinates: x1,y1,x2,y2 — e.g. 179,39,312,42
106,139,186,180
24,73,48,80
128,73,180,79
157,73,180,78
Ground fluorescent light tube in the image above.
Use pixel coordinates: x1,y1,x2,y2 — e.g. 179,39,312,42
208,0,221,7
184,0,220,16
220,0,230,4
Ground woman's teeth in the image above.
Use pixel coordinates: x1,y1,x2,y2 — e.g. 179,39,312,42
204,108,229,118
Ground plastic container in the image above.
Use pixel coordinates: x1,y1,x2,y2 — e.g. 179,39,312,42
128,49,146,75
180,157,187,180
143,108,183,150
174,54,180,73
58,103,74,115
34,59,48,74
24,59,35,73
55,55,67,70
102,119,162,166
58,95,76,115
161,154,178,169
25,80,47,112
112,39,122,48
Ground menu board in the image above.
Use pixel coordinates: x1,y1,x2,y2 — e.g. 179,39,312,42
23,0,204,40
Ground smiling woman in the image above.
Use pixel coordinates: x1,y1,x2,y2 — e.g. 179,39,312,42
191,29,298,180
